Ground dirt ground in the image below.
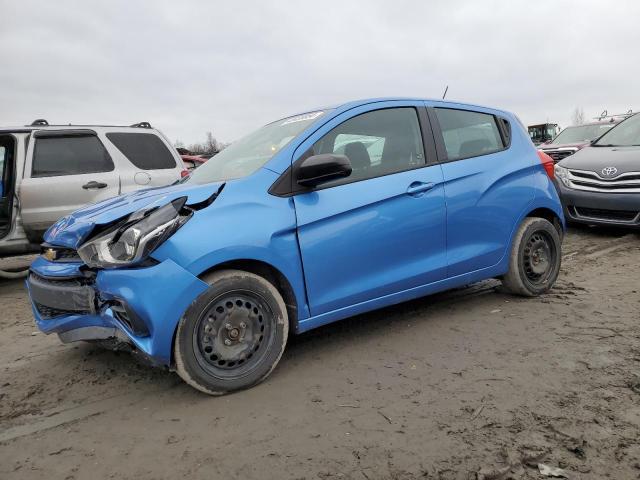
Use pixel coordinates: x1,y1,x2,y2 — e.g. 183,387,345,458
1,226,639,480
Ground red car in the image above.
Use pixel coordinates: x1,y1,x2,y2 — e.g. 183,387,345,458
180,154,207,175
538,121,617,163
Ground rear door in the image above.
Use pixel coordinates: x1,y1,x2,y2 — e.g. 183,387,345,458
105,131,181,192
427,104,535,276
20,130,120,237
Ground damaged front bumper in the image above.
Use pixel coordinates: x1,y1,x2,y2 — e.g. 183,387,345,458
27,256,209,366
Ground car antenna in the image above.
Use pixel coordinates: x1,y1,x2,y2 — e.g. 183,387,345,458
442,85,449,99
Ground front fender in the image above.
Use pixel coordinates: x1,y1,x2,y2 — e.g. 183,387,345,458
151,169,310,321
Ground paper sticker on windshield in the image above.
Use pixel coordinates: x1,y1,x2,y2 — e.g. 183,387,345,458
280,111,324,126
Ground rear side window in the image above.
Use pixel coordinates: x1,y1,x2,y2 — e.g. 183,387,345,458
32,135,114,177
107,133,176,170
434,108,505,161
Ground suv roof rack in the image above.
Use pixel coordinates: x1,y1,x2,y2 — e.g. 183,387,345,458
594,109,635,122
30,119,49,126
130,122,152,129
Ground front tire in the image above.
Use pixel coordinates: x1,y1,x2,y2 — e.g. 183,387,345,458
501,217,561,296
175,269,289,395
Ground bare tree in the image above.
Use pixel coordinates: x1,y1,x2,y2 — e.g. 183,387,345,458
572,107,586,125
204,131,219,154
184,132,225,156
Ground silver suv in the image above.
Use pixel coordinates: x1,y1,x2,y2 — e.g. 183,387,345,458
0,120,185,260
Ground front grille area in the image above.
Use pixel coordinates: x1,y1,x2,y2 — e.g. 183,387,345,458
542,148,577,162
565,169,640,193
28,273,96,319
35,302,91,318
40,245,81,262
571,206,639,223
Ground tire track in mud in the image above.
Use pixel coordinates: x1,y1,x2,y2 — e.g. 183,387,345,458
0,387,170,443
563,233,638,261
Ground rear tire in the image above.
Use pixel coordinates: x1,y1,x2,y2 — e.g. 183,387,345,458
501,217,561,297
174,269,289,395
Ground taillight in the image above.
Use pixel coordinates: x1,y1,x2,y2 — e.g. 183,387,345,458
537,151,555,179
180,169,190,178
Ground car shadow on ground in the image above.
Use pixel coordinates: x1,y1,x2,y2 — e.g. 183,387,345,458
59,278,502,395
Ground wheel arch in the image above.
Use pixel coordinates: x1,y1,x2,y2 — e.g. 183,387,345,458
526,207,564,238
197,259,299,332
169,258,300,368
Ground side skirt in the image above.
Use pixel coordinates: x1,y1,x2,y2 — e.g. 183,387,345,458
297,262,506,333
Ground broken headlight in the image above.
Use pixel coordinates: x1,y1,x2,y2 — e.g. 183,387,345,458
78,197,190,268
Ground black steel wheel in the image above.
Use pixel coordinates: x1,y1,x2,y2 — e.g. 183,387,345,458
522,230,555,286
175,270,289,395
193,290,274,377
502,217,562,296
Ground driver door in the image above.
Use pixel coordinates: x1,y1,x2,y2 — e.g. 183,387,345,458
293,104,447,316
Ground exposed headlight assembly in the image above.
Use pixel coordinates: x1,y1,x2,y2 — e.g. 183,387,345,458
78,197,190,268
554,164,571,188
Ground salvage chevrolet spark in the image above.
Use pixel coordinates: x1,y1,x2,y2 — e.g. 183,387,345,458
28,99,565,394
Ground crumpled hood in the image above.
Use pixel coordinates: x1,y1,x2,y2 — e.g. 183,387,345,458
44,181,224,249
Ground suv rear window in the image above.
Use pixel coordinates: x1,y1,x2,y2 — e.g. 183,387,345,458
107,133,176,170
32,135,114,177
435,108,505,161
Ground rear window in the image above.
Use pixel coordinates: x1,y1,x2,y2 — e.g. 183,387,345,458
435,108,505,161
107,133,176,170
32,135,114,177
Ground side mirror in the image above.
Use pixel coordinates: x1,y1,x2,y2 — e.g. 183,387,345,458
296,154,352,187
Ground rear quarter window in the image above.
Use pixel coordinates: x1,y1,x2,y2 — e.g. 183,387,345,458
107,132,176,170
32,135,114,177
435,108,506,161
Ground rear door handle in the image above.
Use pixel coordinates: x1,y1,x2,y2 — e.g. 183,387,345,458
82,181,108,190
406,181,435,196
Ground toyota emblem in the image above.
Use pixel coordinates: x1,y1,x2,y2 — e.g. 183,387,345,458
601,167,617,177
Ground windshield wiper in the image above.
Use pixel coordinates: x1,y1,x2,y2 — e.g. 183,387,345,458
593,143,616,147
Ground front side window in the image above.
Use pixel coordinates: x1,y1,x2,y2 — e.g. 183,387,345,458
186,111,326,185
594,114,640,147
435,108,505,161
107,133,176,170
32,135,114,177
308,108,425,186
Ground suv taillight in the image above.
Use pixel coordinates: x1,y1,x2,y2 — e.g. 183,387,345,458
180,169,190,178
537,151,555,179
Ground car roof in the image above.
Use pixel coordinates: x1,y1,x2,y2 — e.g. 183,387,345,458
0,121,157,134
278,97,511,122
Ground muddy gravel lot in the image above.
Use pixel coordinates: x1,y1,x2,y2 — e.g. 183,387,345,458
1,226,639,480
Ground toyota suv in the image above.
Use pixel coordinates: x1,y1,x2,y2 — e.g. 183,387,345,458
555,112,640,227
27,98,565,394
0,121,185,263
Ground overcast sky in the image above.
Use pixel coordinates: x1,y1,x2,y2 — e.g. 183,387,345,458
1,1,638,145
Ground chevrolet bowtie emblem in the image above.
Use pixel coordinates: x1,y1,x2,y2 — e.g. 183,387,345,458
43,248,57,261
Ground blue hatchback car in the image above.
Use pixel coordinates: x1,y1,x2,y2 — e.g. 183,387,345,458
28,98,564,394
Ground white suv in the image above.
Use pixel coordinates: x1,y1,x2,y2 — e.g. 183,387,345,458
0,120,185,259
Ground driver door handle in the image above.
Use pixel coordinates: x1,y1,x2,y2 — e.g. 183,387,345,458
82,181,108,190
406,181,435,196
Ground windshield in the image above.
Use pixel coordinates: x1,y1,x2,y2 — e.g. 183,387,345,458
186,110,326,185
551,123,614,144
594,113,640,147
